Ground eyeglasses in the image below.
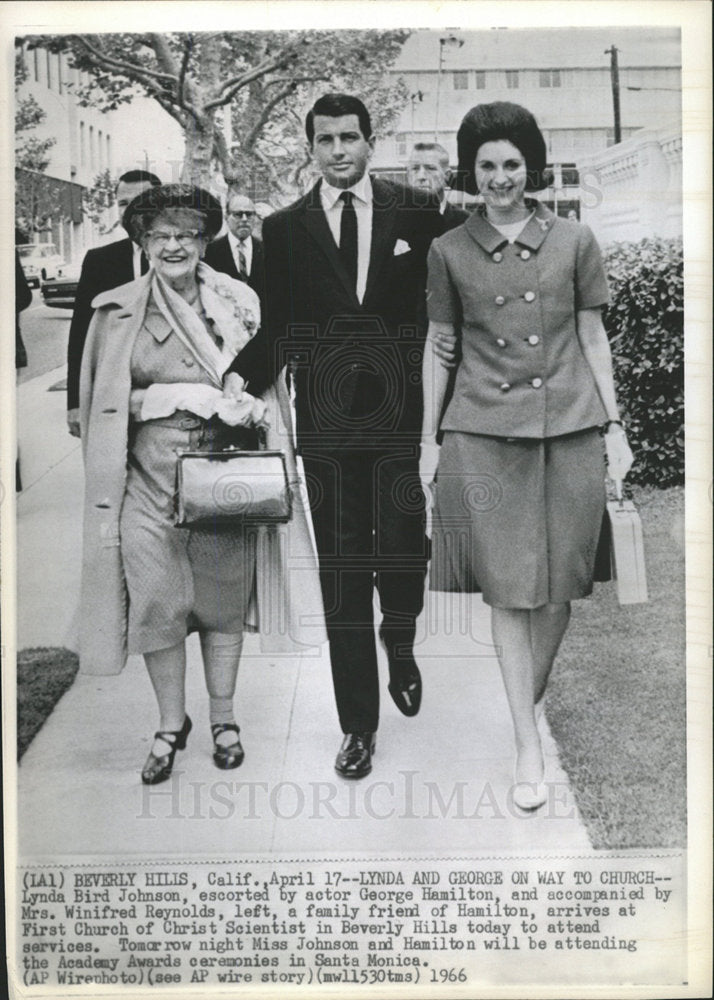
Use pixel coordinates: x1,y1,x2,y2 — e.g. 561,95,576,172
228,211,255,219
146,230,202,246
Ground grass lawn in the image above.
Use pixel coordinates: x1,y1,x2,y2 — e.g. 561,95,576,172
546,485,686,849
16,647,79,760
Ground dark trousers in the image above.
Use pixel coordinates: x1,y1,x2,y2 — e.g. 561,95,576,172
301,446,428,733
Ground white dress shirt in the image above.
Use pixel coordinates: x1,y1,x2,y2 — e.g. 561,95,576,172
320,172,373,303
132,243,144,280
227,231,253,276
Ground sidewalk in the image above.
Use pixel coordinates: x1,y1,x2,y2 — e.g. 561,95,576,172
16,368,591,857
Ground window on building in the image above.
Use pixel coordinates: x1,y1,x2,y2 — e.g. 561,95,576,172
33,48,39,82
98,130,104,168
396,133,407,159
57,53,63,94
505,70,519,89
46,49,52,88
539,69,562,88
89,125,95,168
560,164,579,186
106,135,112,171
453,71,468,90
475,70,486,90
79,122,86,166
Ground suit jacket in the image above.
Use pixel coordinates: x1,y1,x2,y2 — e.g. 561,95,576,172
204,233,265,309
16,251,32,369
228,177,443,449
66,238,135,409
442,201,469,230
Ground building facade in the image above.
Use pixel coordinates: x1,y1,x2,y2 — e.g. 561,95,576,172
15,42,185,261
371,27,681,233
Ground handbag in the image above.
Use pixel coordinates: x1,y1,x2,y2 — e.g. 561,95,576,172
175,442,292,528
605,481,648,605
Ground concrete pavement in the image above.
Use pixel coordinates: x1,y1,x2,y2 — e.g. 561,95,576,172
15,366,591,857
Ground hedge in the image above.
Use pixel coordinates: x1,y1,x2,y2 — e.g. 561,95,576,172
602,237,684,487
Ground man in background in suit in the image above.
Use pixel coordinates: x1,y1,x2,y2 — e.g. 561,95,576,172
225,94,444,779
66,169,161,436
204,190,265,307
407,141,469,229
407,142,468,423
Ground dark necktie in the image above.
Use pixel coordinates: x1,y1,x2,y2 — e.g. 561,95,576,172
237,241,248,280
339,191,358,290
140,250,149,275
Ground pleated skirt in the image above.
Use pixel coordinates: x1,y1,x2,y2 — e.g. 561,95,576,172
430,429,607,609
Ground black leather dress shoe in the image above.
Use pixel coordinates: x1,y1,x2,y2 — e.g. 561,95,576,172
379,632,422,717
335,732,376,779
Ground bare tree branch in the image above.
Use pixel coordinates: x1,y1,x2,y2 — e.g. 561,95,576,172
71,35,176,88
204,49,301,111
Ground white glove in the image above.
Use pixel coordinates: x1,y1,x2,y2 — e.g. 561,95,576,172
215,393,270,429
223,372,246,401
605,424,634,487
140,382,223,421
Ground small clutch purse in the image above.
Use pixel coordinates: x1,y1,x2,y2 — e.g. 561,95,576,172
175,448,292,528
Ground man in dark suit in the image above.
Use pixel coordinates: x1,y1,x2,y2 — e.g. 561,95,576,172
407,142,469,424
204,191,265,307
66,169,161,436
225,94,444,778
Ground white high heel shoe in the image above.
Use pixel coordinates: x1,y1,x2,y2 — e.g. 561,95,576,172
512,746,547,811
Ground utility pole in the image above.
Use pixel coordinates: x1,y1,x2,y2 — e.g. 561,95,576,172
605,45,621,144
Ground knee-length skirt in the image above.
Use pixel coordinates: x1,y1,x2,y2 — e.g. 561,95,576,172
120,417,257,654
430,429,607,608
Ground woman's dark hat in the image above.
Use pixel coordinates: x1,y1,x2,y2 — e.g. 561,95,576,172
453,101,548,195
123,183,223,242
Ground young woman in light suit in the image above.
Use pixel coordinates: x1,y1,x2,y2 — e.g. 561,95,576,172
420,103,633,810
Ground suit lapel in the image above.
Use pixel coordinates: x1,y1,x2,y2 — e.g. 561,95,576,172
301,182,361,309
364,178,398,305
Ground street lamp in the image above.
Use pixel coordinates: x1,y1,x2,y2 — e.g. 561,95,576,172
435,34,464,141
410,90,424,143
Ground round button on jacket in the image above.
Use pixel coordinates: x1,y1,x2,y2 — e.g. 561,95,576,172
531,377,543,389
528,334,540,345
520,249,531,260
492,251,503,263
524,291,536,302
496,338,507,348
499,382,511,392
495,295,505,306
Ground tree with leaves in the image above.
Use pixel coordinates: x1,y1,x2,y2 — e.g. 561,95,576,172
15,49,60,239
28,30,410,198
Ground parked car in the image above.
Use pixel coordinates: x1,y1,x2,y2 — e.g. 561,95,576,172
16,243,65,288
40,260,81,309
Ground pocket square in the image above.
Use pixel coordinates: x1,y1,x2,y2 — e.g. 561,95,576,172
393,239,411,256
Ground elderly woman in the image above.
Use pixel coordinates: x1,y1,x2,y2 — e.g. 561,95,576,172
420,104,633,810
79,184,321,785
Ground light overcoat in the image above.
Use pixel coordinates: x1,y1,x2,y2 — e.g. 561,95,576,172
78,270,326,675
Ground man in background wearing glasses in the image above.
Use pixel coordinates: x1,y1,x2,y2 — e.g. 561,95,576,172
204,190,265,308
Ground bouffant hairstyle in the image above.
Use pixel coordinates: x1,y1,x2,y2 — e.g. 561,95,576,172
122,183,223,243
454,102,548,195
305,94,372,144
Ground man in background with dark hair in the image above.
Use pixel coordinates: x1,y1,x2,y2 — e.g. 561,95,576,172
226,93,444,779
204,189,265,307
66,169,161,437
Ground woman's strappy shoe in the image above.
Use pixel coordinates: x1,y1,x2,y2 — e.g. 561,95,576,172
211,723,245,770
141,715,192,785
